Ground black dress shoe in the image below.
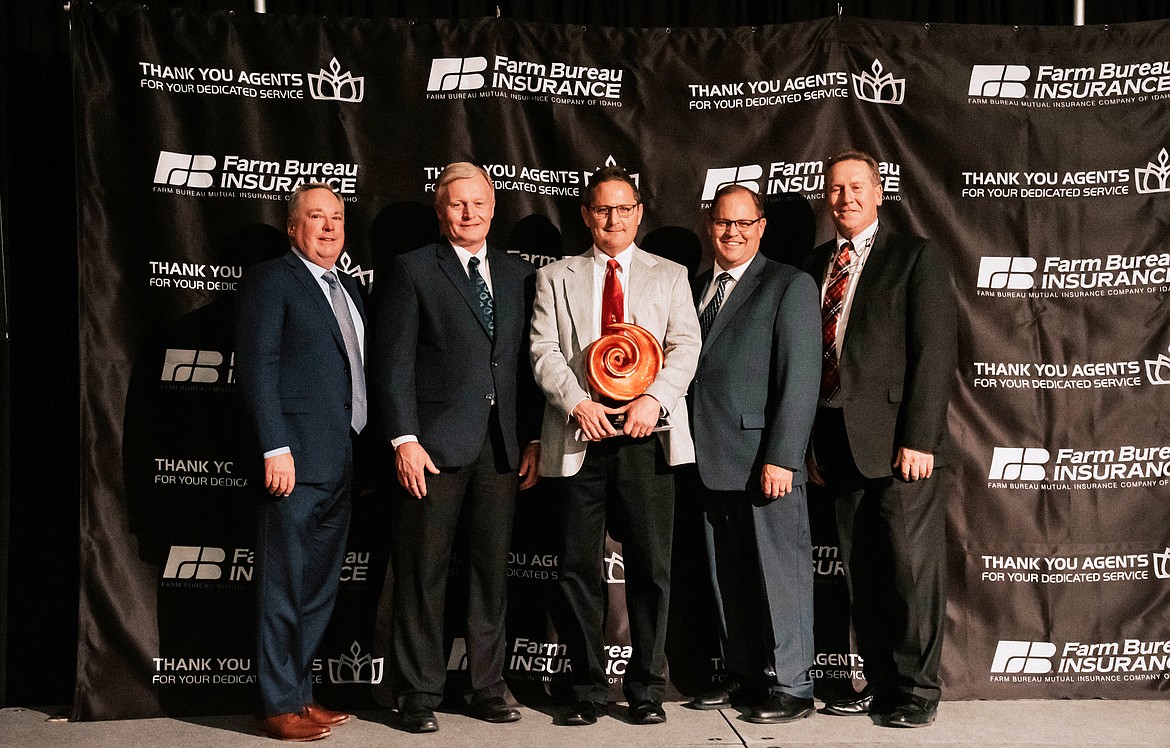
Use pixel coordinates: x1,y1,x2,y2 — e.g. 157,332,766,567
824,687,875,716
400,707,439,733
470,695,522,723
628,699,666,725
688,680,739,710
747,692,814,724
887,696,937,728
562,700,603,726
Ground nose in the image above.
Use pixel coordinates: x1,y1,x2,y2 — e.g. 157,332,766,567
605,209,620,227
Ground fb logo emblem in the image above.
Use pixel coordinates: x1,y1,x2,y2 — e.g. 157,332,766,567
427,57,488,91
991,640,1055,673
968,65,1031,98
977,257,1037,290
988,447,1050,481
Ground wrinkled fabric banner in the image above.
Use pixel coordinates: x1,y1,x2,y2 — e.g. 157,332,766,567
73,3,1170,719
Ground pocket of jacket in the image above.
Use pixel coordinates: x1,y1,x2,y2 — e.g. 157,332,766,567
741,413,765,429
281,397,311,414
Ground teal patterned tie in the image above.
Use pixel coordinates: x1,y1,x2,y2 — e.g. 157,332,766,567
468,255,494,337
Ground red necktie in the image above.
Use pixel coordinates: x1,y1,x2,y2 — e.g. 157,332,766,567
820,241,853,400
602,258,624,332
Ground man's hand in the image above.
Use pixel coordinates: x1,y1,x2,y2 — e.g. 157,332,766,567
894,447,935,482
264,453,296,497
396,441,440,499
620,395,661,439
572,399,622,441
806,454,826,487
760,464,794,499
519,442,541,490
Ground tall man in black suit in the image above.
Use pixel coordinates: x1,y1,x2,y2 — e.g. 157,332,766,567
807,151,957,728
530,167,700,727
685,185,821,723
376,162,540,733
236,182,365,742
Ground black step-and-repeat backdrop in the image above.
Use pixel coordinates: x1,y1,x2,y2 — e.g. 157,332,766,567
72,4,1170,719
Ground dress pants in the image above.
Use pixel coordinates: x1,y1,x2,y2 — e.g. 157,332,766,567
255,454,353,716
702,484,815,698
813,407,947,705
557,435,675,704
389,424,517,710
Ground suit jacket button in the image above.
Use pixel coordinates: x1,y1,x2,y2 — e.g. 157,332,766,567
343,403,351,410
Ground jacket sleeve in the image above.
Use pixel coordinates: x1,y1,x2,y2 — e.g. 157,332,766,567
901,239,958,453
644,264,701,416
763,271,821,473
234,263,289,455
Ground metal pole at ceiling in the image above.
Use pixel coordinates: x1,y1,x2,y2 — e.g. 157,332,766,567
1074,0,1085,26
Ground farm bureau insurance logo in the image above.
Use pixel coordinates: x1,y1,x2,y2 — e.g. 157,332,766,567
426,55,625,106
975,248,1170,300
990,639,1170,683
686,58,904,111
700,158,903,203
153,150,360,199
138,57,363,102
967,60,1170,108
987,445,1170,490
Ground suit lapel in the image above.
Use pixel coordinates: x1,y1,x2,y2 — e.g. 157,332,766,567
285,251,349,358
699,252,764,358
485,247,512,343
564,251,595,343
626,248,657,325
841,227,887,350
436,243,493,340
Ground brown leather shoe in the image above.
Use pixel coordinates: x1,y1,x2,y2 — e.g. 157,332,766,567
260,711,331,741
304,703,351,726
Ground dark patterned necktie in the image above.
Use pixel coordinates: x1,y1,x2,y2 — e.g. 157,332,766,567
699,272,733,339
468,255,494,337
323,271,366,433
820,241,853,401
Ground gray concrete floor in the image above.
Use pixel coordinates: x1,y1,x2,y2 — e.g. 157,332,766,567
3,700,1170,747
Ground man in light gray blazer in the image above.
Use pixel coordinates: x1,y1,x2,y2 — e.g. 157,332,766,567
530,166,700,727
685,185,821,724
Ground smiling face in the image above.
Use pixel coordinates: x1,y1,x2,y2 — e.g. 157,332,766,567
708,189,765,270
437,174,495,250
582,179,643,257
288,187,345,269
825,158,883,240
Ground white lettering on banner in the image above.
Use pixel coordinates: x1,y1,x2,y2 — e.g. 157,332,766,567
969,60,1170,107
986,443,1170,490
990,640,1170,683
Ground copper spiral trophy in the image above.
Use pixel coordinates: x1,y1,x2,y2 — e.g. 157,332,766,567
585,322,669,431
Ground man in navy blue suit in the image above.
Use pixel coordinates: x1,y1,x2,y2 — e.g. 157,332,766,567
236,182,366,741
375,162,541,733
685,185,821,723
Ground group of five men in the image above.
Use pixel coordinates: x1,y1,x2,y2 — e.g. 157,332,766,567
234,151,956,741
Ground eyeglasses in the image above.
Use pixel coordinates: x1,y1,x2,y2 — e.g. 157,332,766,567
711,217,764,232
587,204,639,219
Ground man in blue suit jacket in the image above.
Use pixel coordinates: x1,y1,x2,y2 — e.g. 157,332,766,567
375,163,541,733
685,185,821,724
236,182,366,741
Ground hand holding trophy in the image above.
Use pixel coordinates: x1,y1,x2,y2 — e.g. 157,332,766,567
578,322,670,440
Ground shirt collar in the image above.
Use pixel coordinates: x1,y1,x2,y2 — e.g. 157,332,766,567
837,220,878,254
592,243,635,273
713,252,755,282
290,245,335,278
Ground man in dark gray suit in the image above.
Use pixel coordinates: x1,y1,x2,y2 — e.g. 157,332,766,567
236,182,365,741
685,185,821,724
808,150,957,728
375,162,541,733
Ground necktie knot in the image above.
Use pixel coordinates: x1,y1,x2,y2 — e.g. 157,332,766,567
468,256,479,271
